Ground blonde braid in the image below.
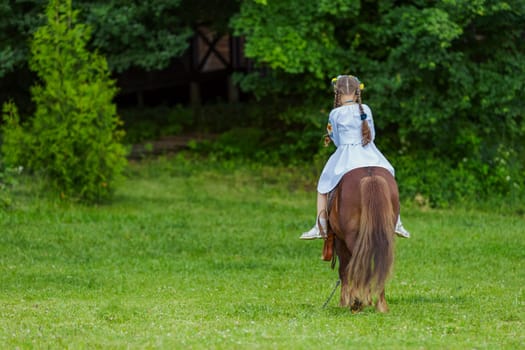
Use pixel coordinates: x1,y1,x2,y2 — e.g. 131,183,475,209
334,89,342,108
356,87,371,146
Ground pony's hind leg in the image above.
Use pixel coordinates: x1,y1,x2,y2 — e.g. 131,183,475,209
338,264,351,307
340,282,351,307
375,289,389,313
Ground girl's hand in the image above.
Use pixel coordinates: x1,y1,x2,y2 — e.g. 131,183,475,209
324,135,331,147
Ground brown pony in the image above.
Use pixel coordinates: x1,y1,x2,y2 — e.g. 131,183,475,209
325,166,399,313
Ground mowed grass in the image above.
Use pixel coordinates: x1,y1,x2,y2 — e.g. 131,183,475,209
0,157,523,349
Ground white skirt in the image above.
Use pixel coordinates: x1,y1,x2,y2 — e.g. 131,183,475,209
317,142,395,194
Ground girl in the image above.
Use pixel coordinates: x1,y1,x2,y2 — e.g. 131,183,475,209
300,75,410,240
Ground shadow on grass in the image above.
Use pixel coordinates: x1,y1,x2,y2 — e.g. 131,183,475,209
227,302,325,320
388,294,468,305
320,294,469,316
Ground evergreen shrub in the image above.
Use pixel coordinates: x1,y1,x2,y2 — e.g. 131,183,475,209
1,0,126,203
0,160,21,209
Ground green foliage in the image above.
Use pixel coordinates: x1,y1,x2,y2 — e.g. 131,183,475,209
1,0,127,203
0,161,21,209
192,127,279,162
121,102,272,145
231,0,349,96
0,0,194,77
1,102,27,167
0,0,248,79
0,0,43,78
231,0,525,204
389,145,525,208
120,105,194,144
0,103,24,208
170,101,327,163
79,0,192,72
269,104,327,162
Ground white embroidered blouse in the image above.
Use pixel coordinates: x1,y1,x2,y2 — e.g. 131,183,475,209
317,104,395,194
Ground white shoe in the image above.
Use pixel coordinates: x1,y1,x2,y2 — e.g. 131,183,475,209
395,221,411,238
299,225,322,240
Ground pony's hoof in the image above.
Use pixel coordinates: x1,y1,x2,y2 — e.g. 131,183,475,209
350,299,363,313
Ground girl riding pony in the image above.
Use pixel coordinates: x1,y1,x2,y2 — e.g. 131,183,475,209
300,75,410,240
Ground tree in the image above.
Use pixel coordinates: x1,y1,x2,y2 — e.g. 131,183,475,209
77,0,193,73
0,0,193,77
231,0,525,200
2,0,127,202
0,0,43,78
0,0,239,112
0,0,244,78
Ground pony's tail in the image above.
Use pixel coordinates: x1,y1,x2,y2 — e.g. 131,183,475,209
348,175,395,301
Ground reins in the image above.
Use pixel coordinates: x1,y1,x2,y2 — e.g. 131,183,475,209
322,279,341,308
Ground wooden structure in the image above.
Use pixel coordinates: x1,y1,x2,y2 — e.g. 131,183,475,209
116,26,252,107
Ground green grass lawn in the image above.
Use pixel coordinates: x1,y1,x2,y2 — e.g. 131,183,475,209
1,157,523,349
